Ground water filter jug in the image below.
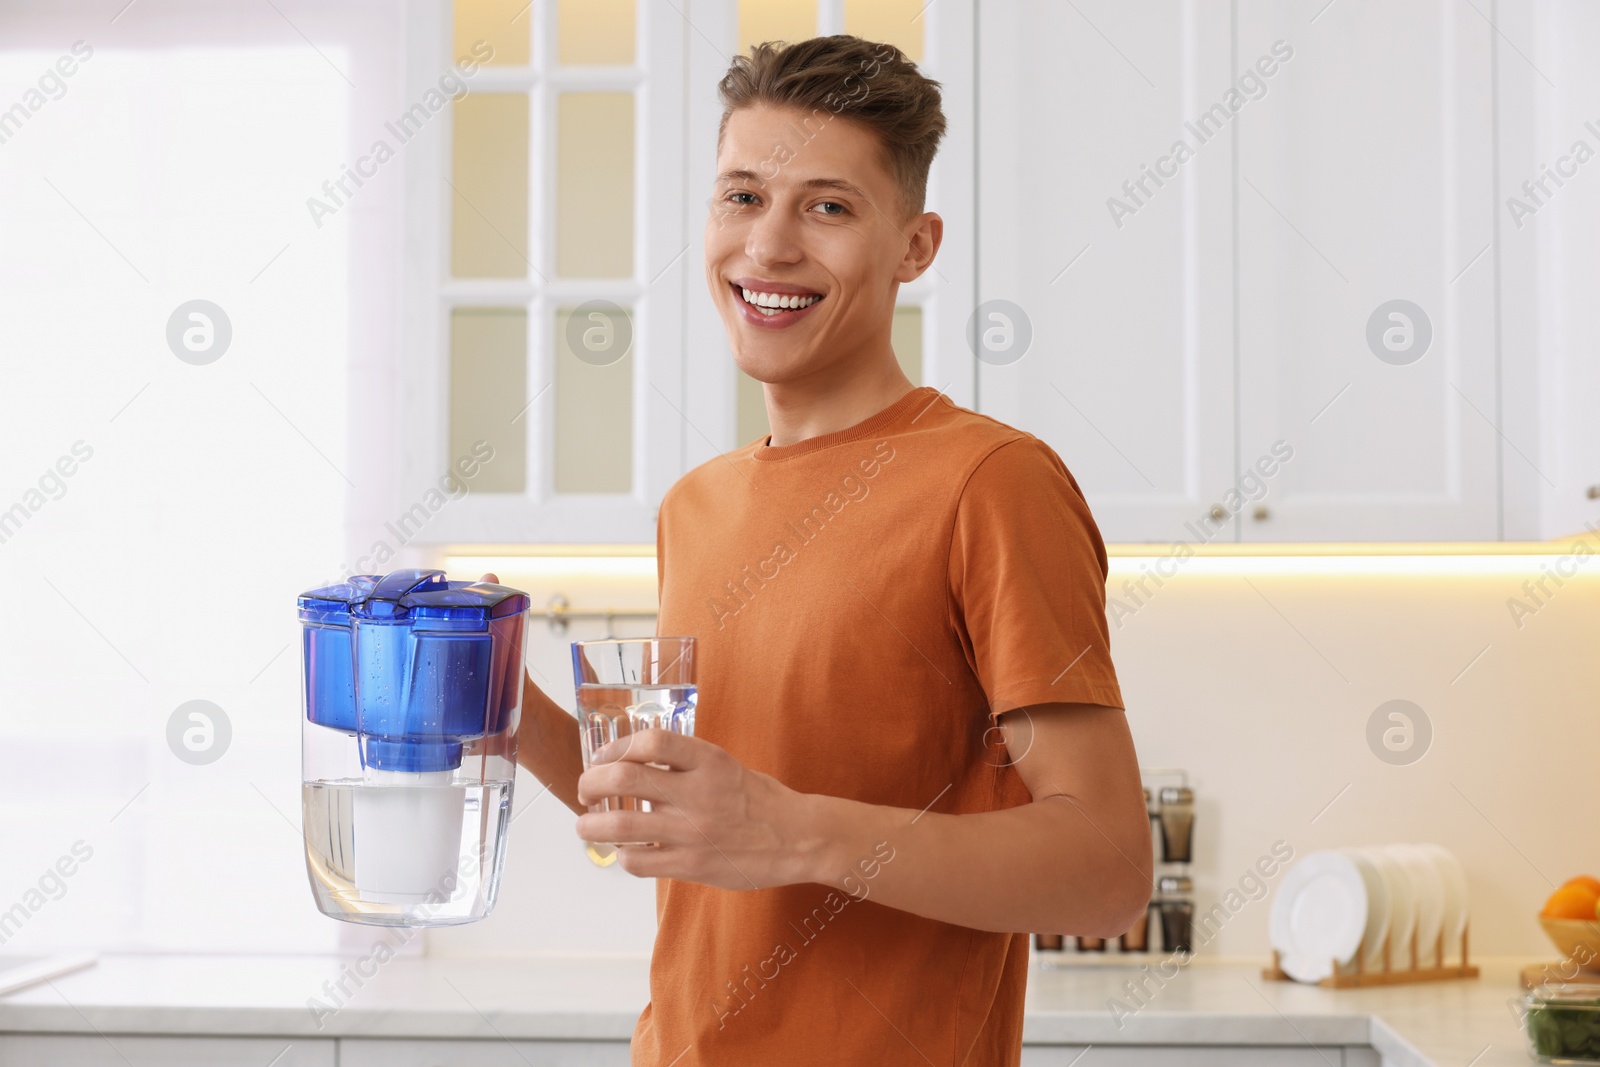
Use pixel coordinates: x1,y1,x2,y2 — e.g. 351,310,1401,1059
298,569,529,926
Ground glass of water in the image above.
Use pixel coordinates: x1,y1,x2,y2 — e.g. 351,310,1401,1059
571,637,697,833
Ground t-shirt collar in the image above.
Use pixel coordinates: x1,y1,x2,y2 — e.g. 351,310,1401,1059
752,386,943,462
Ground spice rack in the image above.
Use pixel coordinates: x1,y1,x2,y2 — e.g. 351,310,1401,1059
1262,923,1479,988
1033,767,1193,966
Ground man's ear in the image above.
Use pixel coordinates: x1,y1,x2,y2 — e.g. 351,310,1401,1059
895,211,943,283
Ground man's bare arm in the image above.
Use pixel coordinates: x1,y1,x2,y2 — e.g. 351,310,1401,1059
801,702,1152,935
514,669,586,816
577,701,1153,937
480,574,585,816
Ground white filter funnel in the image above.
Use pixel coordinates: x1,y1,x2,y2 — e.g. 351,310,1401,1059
353,769,466,905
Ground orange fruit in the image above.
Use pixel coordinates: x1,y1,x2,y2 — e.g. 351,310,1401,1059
1563,875,1600,896
1543,882,1600,920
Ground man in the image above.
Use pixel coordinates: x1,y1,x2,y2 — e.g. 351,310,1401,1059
506,35,1151,1067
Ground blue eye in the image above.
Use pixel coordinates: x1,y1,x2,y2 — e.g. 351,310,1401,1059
727,192,757,205
814,201,846,216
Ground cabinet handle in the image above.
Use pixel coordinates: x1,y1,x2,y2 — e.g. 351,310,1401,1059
1208,504,1227,522
1588,485,1600,501
1253,506,1270,521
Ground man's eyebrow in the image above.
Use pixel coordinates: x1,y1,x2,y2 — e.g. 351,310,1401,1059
714,171,872,200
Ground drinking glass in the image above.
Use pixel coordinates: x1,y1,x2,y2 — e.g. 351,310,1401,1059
571,637,697,835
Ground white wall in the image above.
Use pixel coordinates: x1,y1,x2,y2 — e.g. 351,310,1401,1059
1111,551,1600,958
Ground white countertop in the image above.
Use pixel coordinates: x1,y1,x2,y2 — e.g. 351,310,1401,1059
0,952,1533,1064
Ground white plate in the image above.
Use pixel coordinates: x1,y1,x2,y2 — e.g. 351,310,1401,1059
1356,846,1407,969
1371,846,1416,965
1341,848,1390,972
1418,843,1469,950
1269,850,1368,982
1389,844,1445,961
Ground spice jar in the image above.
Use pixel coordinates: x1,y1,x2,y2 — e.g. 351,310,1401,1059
1156,874,1194,955
1157,786,1194,863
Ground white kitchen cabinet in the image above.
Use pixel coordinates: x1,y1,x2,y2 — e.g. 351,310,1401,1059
398,0,977,547
340,1038,630,1066
0,1034,335,1066
1019,1047,1368,1066
976,1,1239,545
976,0,1505,544
1497,0,1600,540
1233,0,1500,542
403,0,1587,547
399,0,689,546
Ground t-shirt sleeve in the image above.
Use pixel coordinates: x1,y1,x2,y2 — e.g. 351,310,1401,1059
947,435,1124,718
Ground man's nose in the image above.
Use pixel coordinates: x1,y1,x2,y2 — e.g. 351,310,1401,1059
745,205,803,267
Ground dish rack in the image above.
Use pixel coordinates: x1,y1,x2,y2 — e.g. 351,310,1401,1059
1262,922,1479,988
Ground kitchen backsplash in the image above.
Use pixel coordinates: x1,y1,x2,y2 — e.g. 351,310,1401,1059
426,550,1600,961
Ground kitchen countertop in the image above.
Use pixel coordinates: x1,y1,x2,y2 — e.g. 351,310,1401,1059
0,952,1533,1064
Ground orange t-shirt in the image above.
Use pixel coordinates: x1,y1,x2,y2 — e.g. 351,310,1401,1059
636,386,1124,1066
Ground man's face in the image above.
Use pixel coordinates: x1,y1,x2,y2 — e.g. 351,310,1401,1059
705,104,938,388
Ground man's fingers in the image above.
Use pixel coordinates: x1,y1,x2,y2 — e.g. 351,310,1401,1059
479,572,499,584
576,808,683,849
591,727,705,770
577,760,676,807
614,843,681,879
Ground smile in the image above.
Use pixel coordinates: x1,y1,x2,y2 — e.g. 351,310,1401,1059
729,282,825,328
740,287,823,314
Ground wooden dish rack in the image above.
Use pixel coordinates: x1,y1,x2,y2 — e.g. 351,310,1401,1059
1262,924,1479,988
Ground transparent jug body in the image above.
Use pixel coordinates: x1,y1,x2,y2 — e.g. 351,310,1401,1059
300,571,527,927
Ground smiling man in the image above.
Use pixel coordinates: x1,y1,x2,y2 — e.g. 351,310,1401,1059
507,35,1151,1067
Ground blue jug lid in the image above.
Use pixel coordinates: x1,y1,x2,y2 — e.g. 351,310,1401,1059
298,568,529,625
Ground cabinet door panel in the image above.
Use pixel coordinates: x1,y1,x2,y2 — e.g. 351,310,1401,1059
340,1038,631,1066
977,0,1238,544
1235,0,1498,541
1020,1046,1348,1066
0,1035,335,1067
1498,0,1600,540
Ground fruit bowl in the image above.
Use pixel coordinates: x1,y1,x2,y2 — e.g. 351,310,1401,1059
1541,917,1600,973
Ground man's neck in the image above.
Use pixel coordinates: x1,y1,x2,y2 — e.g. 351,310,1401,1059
763,360,917,447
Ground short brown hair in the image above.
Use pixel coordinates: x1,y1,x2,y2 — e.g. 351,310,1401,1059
715,35,947,219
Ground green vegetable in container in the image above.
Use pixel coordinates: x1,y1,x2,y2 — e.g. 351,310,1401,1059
1526,994,1600,1061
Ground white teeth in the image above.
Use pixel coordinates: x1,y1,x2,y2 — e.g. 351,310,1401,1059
740,287,821,310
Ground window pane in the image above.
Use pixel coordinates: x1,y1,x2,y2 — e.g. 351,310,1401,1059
450,308,528,494
844,0,924,61
554,305,633,493
556,93,634,279
557,0,635,65
452,94,530,278
738,0,816,54
891,305,922,383
736,370,767,446
454,0,532,66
